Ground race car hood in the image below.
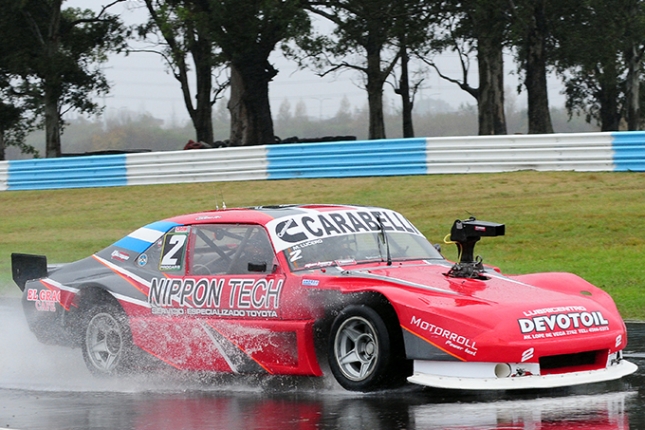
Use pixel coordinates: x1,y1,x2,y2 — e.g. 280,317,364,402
317,260,627,363
333,260,614,308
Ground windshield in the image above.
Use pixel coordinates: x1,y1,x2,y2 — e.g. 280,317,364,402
284,231,442,271
264,208,443,271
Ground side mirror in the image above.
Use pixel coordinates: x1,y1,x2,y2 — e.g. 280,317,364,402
247,262,268,273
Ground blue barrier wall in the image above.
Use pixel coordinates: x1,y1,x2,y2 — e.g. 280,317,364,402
267,138,428,179
7,155,127,191
1,132,644,192
611,131,645,171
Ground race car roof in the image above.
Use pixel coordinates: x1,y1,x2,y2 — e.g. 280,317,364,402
166,204,369,226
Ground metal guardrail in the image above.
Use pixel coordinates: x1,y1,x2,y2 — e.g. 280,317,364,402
267,138,428,179
126,146,269,186
0,163,7,192
3,155,127,191
612,132,645,170
1,132,644,191
422,133,616,174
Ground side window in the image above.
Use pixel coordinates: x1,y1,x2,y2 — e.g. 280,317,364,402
137,226,189,275
189,225,276,276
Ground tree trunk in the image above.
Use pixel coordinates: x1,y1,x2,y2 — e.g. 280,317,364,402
228,61,276,146
191,36,214,144
366,46,386,140
143,0,216,146
599,93,621,132
0,129,5,161
228,66,245,146
44,84,61,158
525,0,553,134
477,36,507,135
399,42,414,138
625,44,641,131
43,0,63,158
599,86,621,131
597,56,621,131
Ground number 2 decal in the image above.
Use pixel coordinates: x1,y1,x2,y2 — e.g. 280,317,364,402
160,233,188,271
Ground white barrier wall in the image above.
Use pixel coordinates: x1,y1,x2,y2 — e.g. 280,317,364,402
422,134,615,174
126,146,269,186
0,162,7,192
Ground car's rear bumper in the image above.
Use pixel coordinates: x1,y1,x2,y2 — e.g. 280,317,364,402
407,359,637,390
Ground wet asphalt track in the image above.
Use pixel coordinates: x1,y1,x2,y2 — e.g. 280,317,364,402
1,296,645,430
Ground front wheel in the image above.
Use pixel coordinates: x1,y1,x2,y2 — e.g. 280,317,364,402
82,303,133,376
328,304,408,391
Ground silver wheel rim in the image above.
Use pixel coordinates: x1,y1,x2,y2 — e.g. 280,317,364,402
86,312,123,373
334,316,379,381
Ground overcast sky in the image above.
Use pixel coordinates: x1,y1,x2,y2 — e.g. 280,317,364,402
70,0,565,124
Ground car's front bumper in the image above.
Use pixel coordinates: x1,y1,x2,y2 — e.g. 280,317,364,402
408,358,637,390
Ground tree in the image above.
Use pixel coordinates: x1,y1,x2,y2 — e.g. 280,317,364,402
612,0,645,130
203,0,311,146
0,9,37,159
464,0,509,135
508,0,554,134
416,0,509,135
139,0,227,146
553,0,645,131
0,82,38,160
304,0,403,140
4,0,128,158
141,0,313,147
390,0,431,138
395,39,415,138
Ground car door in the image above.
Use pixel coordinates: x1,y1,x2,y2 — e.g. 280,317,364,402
131,223,321,375
185,223,285,319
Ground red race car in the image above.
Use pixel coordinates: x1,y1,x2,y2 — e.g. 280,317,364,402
11,204,636,391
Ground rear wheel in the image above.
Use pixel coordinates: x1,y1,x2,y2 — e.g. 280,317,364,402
82,303,133,376
328,304,409,391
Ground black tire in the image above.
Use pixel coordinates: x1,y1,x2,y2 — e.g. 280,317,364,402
328,304,409,391
81,303,133,376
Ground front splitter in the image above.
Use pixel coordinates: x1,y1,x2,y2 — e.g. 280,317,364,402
407,359,638,390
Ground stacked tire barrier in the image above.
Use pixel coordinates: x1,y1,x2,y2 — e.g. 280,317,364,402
2,132,644,191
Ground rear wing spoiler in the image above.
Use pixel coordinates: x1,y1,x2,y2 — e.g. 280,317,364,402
11,253,48,292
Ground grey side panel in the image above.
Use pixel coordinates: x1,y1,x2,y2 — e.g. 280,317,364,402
403,329,460,361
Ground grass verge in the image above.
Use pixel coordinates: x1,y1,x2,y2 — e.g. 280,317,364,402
1,171,644,319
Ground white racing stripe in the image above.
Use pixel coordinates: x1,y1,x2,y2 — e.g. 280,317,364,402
40,278,79,294
93,255,151,288
127,227,166,244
